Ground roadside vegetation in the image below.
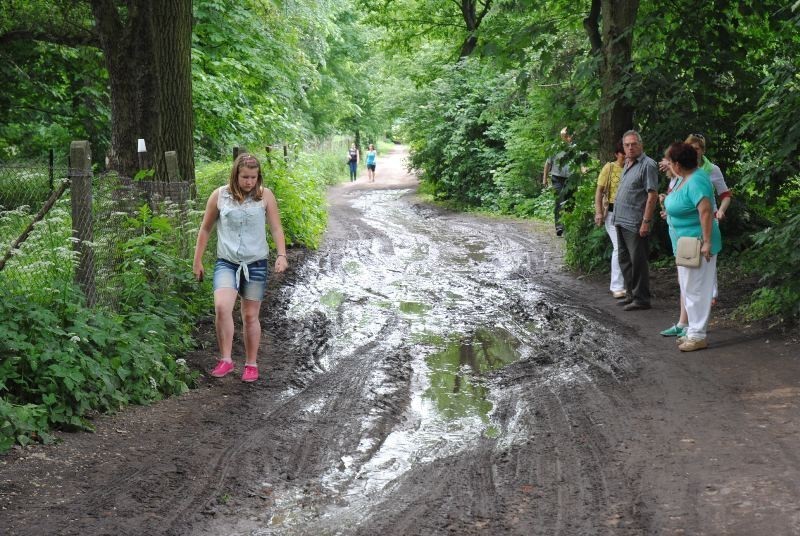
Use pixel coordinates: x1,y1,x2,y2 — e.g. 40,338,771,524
1,0,799,450
368,1,800,323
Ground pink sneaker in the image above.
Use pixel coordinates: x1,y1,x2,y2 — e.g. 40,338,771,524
210,359,235,378
241,365,259,382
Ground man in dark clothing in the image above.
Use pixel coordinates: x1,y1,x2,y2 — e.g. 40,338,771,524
542,127,573,236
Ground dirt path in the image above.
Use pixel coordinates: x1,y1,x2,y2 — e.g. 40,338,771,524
1,145,799,535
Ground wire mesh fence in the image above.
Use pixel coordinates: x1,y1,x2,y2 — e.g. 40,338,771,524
0,149,197,311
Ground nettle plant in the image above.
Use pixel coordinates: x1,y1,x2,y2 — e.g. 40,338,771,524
0,197,207,452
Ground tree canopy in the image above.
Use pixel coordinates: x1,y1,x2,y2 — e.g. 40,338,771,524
1,0,799,319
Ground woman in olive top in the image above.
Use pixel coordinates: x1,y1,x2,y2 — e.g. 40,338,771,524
594,141,626,298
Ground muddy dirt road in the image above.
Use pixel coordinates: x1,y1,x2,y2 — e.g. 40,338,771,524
2,145,800,535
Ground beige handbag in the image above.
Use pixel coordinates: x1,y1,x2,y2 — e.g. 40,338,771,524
675,236,702,267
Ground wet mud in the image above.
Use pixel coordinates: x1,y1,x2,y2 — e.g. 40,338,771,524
1,146,800,535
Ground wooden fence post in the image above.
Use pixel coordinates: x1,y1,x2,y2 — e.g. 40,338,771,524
70,140,95,306
283,143,288,163
48,148,54,191
233,146,240,160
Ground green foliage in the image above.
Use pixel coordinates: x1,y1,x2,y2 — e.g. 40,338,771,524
402,58,517,207
0,198,206,452
0,282,200,452
562,173,608,273
737,203,800,321
264,156,328,249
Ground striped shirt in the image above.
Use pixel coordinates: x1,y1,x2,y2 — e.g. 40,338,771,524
612,153,659,232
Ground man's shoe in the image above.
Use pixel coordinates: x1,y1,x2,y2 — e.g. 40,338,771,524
660,324,687,337
241,364,259,382
678,338,708,352
623,301,651,311
612,290,627,299
616,297,634,306
210,359,235,378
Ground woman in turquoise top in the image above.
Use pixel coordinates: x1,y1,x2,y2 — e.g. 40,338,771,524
365,144,377,183
663,142,722,352
193,153,288,382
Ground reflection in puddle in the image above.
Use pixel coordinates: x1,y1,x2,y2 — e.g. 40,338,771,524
399,301,429,315
464,242,487,262
322,326,524,505
320,289,345,309
425,327,521,422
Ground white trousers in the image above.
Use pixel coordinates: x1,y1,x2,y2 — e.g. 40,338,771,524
678,255,717,339
605,211,624,292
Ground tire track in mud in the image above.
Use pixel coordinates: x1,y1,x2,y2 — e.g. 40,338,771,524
4,148,800,536
219,184,647,536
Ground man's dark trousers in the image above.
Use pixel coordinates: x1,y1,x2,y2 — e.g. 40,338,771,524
552,175,567,232
616,225,651,305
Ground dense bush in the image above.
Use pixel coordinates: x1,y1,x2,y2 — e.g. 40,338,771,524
0,209,205,452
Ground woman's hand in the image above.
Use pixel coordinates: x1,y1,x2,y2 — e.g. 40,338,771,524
715,208,726,221
274,255,288,273
594,212,605,227
193,261,204,282
701,241,712,262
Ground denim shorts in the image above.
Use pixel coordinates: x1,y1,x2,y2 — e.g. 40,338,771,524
212,258,268,301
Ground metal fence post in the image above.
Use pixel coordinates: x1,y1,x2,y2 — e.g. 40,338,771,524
70,140,95,306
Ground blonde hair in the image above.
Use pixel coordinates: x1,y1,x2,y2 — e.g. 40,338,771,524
684,133,706,152
228,153,263,203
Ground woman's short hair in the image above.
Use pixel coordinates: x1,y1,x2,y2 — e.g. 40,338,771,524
615,141,624,155
666,142,698,170
684,133,706,151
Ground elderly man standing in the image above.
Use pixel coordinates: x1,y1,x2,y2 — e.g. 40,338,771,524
614,130,659,311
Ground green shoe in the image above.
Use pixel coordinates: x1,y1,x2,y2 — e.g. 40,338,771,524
660,324,687,337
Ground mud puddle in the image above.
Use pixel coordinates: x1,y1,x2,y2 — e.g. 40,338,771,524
251,188,632,534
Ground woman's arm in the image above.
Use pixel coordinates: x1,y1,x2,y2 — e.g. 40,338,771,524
263,188,288,273
697,197,713,261
594,163,610,226
716,193,732,220
193,189,220,281
709,164,732,220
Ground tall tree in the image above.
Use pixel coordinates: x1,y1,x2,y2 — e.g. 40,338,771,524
1,0,194,183
458,0,492,57
584,0,638,161
90,0,194,182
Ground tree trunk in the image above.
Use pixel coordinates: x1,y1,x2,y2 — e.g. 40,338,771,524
584,0,639,162
91,0,194,185
458,0,492,58
152,0,195,184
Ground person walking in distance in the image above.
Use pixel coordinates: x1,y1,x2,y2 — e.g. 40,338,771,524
542,127,574,236
347,143,360,182
193,153,288,382
365,144,377,183
613,130,659,311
